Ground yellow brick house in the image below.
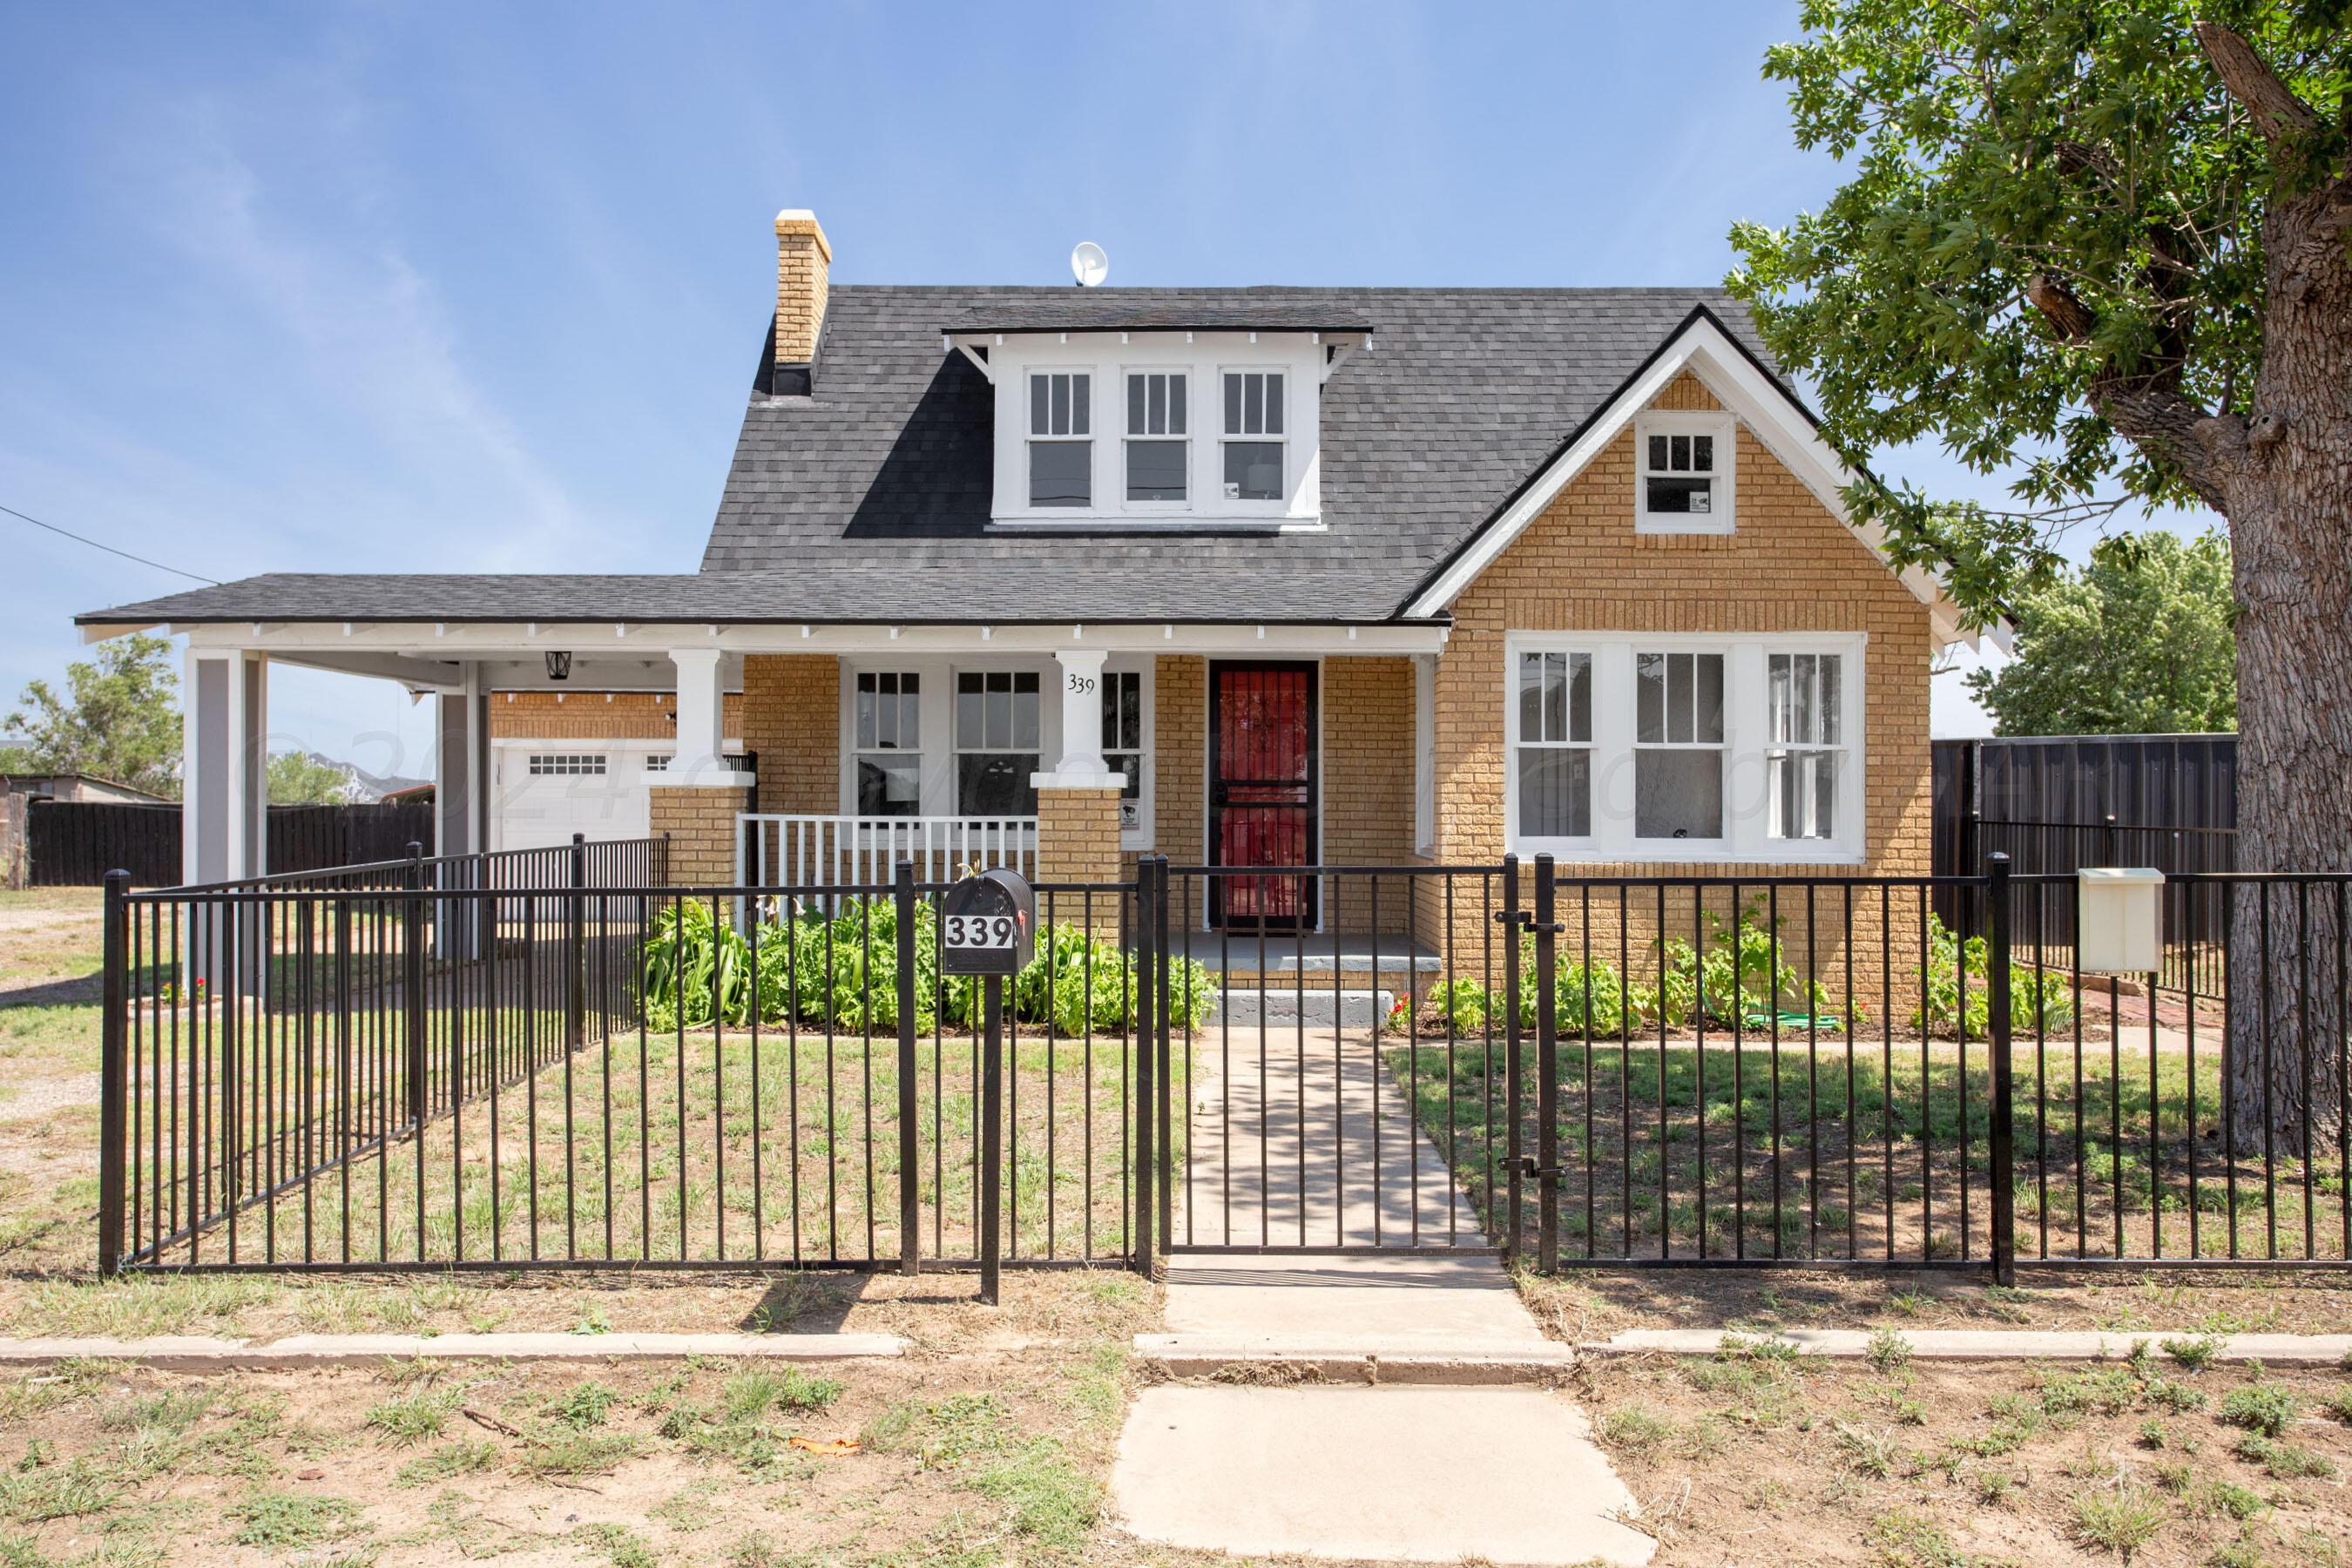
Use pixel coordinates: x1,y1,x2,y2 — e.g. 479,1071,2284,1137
79,206,1978,937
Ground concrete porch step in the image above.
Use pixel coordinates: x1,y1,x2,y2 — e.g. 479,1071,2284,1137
1207,986,1395,1026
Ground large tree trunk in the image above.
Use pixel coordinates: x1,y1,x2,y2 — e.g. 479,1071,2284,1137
2220,172,2352,1163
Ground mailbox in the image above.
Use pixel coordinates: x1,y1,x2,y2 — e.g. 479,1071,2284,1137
2077,867,2163,975
940,868,1036,976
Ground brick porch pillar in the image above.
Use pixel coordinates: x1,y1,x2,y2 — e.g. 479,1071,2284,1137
651,647,756,889
1034,784,1125,935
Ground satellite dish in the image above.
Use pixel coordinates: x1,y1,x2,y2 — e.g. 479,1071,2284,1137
1071,241,1109,287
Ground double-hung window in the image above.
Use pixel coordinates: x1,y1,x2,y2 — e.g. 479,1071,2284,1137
1221,370,1284,501
1028,372,1092,507
854,671,921,818
1101,670,1145,829
1635,411,1734,531
1767,652,1842,841
1633,652,1725,841
1515,651,1592,839
1125,372,1186,503
956,671,1041,815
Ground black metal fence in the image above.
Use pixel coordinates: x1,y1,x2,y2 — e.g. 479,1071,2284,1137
98,848,1161,1276
97,853,2349,1280
26,799,438,887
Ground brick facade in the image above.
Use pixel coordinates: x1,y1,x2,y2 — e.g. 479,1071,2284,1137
1037,785,1125,933
490,690,743,741
1413,372,1936,994
647,784,750,887
741,654,838,814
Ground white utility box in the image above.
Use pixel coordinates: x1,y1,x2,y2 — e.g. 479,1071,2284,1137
2077,867,2164,974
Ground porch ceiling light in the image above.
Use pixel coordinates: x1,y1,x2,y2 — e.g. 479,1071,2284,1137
544,650,572,682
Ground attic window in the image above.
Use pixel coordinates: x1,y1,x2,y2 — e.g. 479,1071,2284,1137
1634,411,1734,534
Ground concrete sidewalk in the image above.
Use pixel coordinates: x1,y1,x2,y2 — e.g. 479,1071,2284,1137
1115,1021,1654,1566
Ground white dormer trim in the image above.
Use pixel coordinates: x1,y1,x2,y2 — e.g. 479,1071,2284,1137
1402,314,1983,648
977,331,1327,531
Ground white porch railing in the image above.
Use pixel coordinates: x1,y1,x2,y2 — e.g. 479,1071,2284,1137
738,814,1039,889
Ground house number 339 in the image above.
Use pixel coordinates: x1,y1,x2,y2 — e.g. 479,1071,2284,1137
1066,672,1095,695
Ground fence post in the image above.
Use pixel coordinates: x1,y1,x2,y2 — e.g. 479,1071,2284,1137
1985,851,2017,1286
979,974,1005,1306
1498,853,1524,1259
1132,857,1159,1277
1533,854,1561,1273
2102,812,2119,867
894,859,921,1276
1153,855,1174,1253
98,869,130,1276
567,833,587,1051
404,841,427,1131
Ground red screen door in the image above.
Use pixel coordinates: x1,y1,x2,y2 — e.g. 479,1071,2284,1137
1209,662,1318,928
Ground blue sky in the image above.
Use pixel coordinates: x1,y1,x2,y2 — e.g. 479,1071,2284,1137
0,1,2193,778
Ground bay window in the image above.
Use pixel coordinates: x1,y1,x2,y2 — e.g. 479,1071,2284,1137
1505,633,1863,861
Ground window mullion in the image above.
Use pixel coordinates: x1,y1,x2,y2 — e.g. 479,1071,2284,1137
1592,644,1635,860
1726,643,1763,859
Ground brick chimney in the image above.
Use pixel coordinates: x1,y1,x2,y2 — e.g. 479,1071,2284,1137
772,208,831,395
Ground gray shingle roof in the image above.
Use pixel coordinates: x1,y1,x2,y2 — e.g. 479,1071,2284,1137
82,286,1794,628
943,297,1375,334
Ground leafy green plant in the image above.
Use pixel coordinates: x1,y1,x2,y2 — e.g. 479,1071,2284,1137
2218,1382,2297,1438
1911,913,2074,1040
639,894,1216,1036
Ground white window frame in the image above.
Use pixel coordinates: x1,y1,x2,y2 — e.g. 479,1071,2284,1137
1504,632,1866,863
526,753,607,776
834,657,1152,845
1098,666,1154,848
1025,370,1093,510
852,669,924,819
1121,368,1190,511
1631,648,1728,848
1218,366,1288,512
1633,410,1736,535
1765,650,1849,844
1511,647,1597,848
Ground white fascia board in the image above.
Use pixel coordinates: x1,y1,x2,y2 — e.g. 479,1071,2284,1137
180,619,1450,659
79,621,159,644
1402,315,1982,648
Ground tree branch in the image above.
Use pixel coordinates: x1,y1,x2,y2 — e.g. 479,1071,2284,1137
2025,272,2098,341
2193,21,2323,146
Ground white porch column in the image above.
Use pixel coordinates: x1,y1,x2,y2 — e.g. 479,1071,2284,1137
649,648,754,888
664,647,732,785
1037,648,1119,787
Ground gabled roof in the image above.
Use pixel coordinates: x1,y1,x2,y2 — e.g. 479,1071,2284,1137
700,285,1788,619
82,285,1970,636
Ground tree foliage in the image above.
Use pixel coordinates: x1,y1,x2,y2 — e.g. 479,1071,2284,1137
1727,0,2352,623
2,632,182,797
1965,529,2235,733
267,751,357,805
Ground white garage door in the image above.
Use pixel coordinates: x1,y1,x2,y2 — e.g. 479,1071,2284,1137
493,748,652,853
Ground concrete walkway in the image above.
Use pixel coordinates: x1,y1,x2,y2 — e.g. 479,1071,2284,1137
1115,1021,1654,1566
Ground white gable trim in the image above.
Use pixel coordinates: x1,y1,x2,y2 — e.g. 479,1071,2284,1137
1402,315,1980,648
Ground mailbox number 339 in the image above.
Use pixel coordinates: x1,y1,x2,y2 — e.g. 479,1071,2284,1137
944,915,1018,949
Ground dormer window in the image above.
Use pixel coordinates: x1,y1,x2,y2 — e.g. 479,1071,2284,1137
1634,410,1734,533
977,330,1340,527
1028,371,1092,507
1125,372,1188,503
1222,371,1284,500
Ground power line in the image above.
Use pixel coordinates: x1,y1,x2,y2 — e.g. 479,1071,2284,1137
3,502,221,585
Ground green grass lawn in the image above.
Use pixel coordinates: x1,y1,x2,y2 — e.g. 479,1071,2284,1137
1392,1033,2348,1266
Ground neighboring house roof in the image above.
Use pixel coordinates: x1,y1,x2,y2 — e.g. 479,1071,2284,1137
3,772,174,804
79,287,1968,635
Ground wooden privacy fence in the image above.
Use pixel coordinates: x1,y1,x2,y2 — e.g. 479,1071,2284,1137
25,800,436,888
